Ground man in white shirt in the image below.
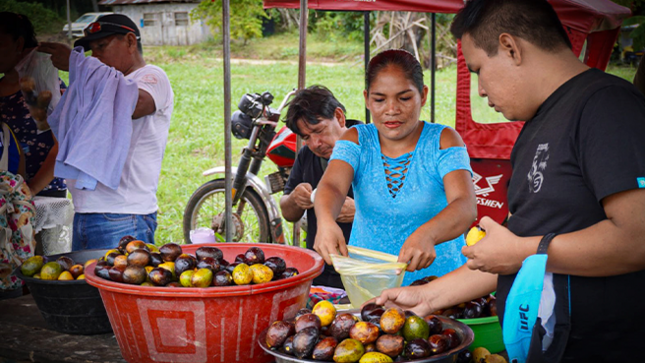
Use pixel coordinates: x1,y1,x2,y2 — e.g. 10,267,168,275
39,14,173,249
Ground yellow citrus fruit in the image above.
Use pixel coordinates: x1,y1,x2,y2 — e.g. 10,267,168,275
466,226,486,246
312,300,337,327
58,271,74,281
359,352,394,363
76,274,85,280
232,263,253,285
249,264,273,284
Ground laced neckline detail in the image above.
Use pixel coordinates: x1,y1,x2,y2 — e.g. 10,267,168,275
382,151,414,198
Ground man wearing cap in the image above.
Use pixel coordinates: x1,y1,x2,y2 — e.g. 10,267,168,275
39,14,173,250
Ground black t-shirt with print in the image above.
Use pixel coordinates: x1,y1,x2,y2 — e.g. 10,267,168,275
499,69,645,360
283,119,361,289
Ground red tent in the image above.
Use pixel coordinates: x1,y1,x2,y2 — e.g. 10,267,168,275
264,0,631,224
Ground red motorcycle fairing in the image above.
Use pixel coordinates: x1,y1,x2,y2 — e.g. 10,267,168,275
266,126,297,168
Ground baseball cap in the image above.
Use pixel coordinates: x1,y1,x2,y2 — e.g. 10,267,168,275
74,14,141,51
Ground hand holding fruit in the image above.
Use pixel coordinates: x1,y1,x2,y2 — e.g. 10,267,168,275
461,216,528,275
373,285,438,318
292,183,314,210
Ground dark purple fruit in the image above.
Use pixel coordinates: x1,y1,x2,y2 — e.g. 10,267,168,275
212,270,233,286
376,334,404,358
293,326,319,359
457,349,473,363
442,328,460,349
56,256,74,271
424,315,443,335
159,243,182,262
329,313,357,341
264,256,286,275
265,320,295,348
244,246,265,265
295,313,321,333
235,254,246,263
174,254,197,276
311,336,337,361
149,252,164,267
195,246,223,261
108,265,126,282
95,263,111,280
196,256,220,272
404,338,432,359
296,308,313,320
428,334,450,354
280,267,299,279
127,249,151,267
487,295,498,316
442,307,463,320
225,262,240,274
122,265,146,285
404,310,418,319
280,335,295,356
361,303,384,321
149,267,173,286
218,258,229,270
462,301,483,319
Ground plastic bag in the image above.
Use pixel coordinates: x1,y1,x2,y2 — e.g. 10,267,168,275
15,49,61,130
331,246,407,308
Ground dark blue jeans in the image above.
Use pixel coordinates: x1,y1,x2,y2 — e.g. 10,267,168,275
72,212,157,251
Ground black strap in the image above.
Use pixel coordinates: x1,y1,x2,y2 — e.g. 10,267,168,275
537,233,557,255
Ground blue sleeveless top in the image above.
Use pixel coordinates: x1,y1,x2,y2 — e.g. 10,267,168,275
330,121,472,285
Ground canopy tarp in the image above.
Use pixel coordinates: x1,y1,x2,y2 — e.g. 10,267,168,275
264,0,630,34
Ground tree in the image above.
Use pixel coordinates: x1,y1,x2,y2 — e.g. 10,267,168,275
612,0,645,50
191,0,267,44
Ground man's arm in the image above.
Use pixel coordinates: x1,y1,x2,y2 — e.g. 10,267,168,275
463,188,645,277
132,89,156,119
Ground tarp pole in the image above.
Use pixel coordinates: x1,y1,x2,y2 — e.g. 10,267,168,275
223,0,233,242
364,11,371,123
292,0,308,246
431,13,436,123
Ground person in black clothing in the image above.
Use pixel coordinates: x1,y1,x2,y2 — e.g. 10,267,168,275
281,85,361,289
374,0,645,362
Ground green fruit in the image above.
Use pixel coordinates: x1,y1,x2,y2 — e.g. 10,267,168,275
402,315,430,341
333,338,365,363
180,270,195,287
21,255,45,277
191,268,213,287
40,262,63,280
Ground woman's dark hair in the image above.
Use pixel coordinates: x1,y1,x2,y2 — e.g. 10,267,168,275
0,12,38,49
285,85,346,137
450,0,571,56
366,49,424,94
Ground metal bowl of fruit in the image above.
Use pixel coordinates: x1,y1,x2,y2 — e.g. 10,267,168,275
258,303,474,363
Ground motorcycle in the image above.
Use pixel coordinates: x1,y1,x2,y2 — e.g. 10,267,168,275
183,90,300,244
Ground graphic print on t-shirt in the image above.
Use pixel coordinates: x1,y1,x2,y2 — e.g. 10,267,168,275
527,143,549,193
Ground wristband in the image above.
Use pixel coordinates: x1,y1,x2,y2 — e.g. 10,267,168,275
536,233,556,255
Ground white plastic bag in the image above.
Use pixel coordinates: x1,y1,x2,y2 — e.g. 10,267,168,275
331,246,407,308
15,49,61,120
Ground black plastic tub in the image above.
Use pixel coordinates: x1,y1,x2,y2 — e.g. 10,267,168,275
14,248,112,335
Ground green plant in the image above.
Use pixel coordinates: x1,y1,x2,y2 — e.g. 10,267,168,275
191,0,267,44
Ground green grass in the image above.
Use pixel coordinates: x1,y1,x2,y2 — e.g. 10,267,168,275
56,36,637,245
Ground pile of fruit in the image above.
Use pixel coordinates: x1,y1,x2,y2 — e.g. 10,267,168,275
409,277,497,320
93,236,299,287
20,255,93,281
265,301,475,363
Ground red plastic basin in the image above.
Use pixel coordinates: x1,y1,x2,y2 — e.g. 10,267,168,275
85,243,323,363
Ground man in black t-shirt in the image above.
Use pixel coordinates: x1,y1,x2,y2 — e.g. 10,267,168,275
374,1,645,362
281,85,361,289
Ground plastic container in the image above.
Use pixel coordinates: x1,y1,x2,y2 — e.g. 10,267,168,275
85,243,323,363
189,227,216,244
259,312,474,363
13,248,112,335
458,315,504,353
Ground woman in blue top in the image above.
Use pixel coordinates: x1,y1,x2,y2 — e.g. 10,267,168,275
314,49,477,285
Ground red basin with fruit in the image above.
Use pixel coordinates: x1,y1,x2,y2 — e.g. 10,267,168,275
85,243,323,363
